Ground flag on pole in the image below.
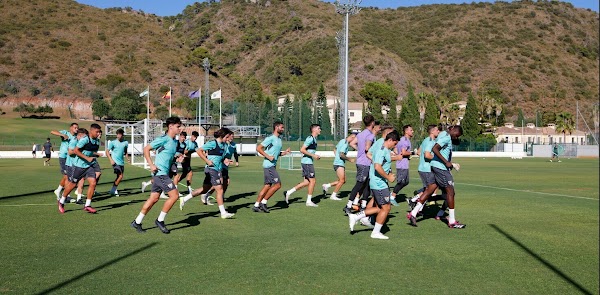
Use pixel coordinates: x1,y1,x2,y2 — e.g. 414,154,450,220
139,87,149,97
188,89,201,99
162,89,172,99
211,89,221,100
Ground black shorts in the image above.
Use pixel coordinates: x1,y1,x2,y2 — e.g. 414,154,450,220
203,168,222,186
44,153,51,159
333,165,345,172
151,175,176,194
396,168,409,184
91,162,101,173
432,167,454,188
112,164,125,175
180,161,193,178
68,166,95,183
418,171,436,187
356,164,370,182
372,188,391,206
263,167,281,185
301,164,316,179
59,158,67,175
222,169,229,182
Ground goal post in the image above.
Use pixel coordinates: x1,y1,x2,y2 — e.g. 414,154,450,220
279,151,303,170
104,119,163,169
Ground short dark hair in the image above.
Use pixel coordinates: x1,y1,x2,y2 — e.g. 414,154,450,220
116,128,124,135
450,125,463,135
90,123,101,130
46,137,50,141
70,123,78,127
385,130,400,142
381,125,394,133
192,131,199,137
165,116,182,127
403,125,412,132
180,131,187,137
273,121,283,130
363,115,375,126
374,120,381,126
310,124,320,132
78,128,88,135
427,124,438,133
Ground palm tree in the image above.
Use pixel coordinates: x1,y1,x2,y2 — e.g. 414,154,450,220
555,111,575,144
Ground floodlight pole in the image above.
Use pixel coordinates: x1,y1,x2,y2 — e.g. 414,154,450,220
335,0,361,136
203,58,211,124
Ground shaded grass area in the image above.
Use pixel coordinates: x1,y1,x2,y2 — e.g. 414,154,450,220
0,157,597,294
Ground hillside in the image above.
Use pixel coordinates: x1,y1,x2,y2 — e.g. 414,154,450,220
0,0,598,122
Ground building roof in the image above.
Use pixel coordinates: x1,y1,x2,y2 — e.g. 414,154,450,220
495,126,586,136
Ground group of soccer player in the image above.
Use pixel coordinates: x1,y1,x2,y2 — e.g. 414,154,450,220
49,114,465,238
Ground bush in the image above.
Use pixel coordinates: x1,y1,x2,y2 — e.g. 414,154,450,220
140,69,152,82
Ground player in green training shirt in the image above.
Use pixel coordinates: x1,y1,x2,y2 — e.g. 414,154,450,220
106,128,129,197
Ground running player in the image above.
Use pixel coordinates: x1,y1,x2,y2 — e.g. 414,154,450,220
283,124,322,207
179,128,235,219
407,125,465,229
252,121,291,213
322,133,357,200
106,128,129,197
130,117,184,234
176,131,199,194
42,138,53,166
52,123,79,200
348,131,399,239
58,123,102,214
390,125,415,206
344,115,380,214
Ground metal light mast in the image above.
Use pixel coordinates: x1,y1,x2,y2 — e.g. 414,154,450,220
334,0,361,136
203,58,210,123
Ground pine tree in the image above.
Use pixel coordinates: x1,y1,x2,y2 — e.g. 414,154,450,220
398,84,419,130
316,84,332,138
516,108,525,127
300,92,312,138
423,93,439,129
387,97,398,129
283,95,292,138
290,96,300,139
462,92,481,139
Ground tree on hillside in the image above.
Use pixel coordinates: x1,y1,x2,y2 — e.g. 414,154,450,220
35,105,53,117
462,93,481,139
13,103,35,117
398,84,419,130
423,93,439,129
282,95,292,139
387,97,399,129
154,105,169,121
360,82,398,124
109,88,146,120
516,108,526,127
299,92,312,138
555,111,575,144
314,84,332,138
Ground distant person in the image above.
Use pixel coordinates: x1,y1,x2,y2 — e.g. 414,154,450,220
51,123,79,201
32,143,37,158
283,124,322,207
43,138,53,166
550,143,561,162
322,132,357,201
106,128,129,197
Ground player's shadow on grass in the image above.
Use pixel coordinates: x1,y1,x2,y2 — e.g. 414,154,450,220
269,197,301,211
489,224,593,295
94,199,145,212
225,191,256,203
92,188,139,202
162,202,255,232
35,242,158,295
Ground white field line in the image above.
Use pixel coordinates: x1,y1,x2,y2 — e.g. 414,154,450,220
458,183,598,201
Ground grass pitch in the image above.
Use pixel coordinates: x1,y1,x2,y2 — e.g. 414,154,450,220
0,156,598,294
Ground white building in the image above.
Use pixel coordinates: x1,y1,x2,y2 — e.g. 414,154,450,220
495,123,588,145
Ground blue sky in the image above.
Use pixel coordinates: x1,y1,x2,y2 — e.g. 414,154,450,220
75,0,599,17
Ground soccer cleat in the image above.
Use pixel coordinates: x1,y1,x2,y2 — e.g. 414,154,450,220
221,212,235,219
408,199,417,211
448,221,466,229
259,203,270,213
322,184,329,195
558,160,562,163
306,201,318,207
54,189,61,200
252,206,262,213
390,198,399,207
154,219,170,234
110,190,120,197
130,221,145,233
159,192,168,199
75,199,84,205
360,217,375,229
283,191,289,204
348,214,358,232
58,201,65,214
179,197,185,211
205,196,215,206
370,232,390,240
407,213,418,227
330,195,342,201
343,206,352,215
83,206,97,214
200,194,207,205
141,182,150,193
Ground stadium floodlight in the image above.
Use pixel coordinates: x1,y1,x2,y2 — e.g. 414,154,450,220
203,58,211,123
334,0,362,136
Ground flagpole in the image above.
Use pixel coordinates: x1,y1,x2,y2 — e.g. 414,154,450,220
145,86,150,120
169,87,172,117
198,87,202,133
219,88,222,128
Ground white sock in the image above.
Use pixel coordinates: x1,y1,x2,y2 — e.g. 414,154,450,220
306,195,313,203
390,194,396,200
158,211,167,222
353,198,359,205
355,211,366,220
410,202,424,217
373,222,383,234
411,196,420,202
135,212,145,224
448,209,456,224
331,192,337,198
254,202,260,207
218,205,227,215
287,187,296,195
76,193,83,201
361,200,367,208
56,185,63,191
59,196,66,204
346,200,353,208
85,199,91,207
261,199,268,204
182,194,193,203
324,183,331,189
187,186,192,193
